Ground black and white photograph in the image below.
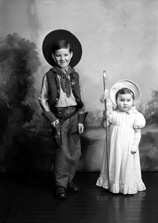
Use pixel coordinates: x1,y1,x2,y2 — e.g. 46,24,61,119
0,0,158,222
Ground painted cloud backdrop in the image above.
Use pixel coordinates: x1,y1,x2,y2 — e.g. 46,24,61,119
0,0,158,171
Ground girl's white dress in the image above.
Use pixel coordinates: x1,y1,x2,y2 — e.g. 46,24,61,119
96,107,146,194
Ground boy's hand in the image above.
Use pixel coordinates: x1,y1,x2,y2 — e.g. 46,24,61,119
78,123,84,134
51,120,62,146
51,119,59,127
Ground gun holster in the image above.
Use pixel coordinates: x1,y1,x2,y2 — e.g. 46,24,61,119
52,122,62,147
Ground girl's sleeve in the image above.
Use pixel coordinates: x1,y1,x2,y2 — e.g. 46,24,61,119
133,112,146,129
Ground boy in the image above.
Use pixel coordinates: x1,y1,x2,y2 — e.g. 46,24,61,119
39,29,85,199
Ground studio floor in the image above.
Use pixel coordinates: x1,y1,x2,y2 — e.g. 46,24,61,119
0,171,158,223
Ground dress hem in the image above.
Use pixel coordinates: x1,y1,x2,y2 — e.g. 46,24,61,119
96,176,146,195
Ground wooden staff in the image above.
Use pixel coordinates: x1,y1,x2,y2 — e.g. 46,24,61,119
103,70,110,186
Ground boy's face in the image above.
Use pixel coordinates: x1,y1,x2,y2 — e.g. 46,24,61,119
52,48,73,69
116,93,134,112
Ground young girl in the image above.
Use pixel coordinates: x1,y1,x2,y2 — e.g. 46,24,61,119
96,80,146,195
39,29,85,199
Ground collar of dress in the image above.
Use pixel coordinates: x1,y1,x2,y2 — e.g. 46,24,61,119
117,106,138,115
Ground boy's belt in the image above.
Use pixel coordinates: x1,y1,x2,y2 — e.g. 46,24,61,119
54,106,77,121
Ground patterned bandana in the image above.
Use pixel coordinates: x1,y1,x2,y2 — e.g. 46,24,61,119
53,66,74,98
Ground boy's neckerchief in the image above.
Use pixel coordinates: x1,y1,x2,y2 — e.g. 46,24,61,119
53,66,74,98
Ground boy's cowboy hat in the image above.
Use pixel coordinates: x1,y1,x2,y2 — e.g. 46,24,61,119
109,79,141,106
42,29,82,67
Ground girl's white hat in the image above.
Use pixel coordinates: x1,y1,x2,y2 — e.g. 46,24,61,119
109,79,141,106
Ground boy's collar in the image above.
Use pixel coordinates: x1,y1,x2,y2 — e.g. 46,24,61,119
52,66,74,76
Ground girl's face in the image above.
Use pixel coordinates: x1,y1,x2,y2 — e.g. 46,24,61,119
116,93,134,112
52,48,73,69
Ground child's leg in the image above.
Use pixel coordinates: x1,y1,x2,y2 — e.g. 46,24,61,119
67,113,81,182
53,119,70,188
53,113,81,188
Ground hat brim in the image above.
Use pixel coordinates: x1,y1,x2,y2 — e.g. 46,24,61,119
109,79,141,106
42,29,82,67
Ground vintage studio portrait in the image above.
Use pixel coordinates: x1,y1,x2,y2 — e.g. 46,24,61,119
0,0,158,223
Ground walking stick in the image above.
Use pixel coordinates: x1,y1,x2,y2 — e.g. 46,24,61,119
103,71,110,187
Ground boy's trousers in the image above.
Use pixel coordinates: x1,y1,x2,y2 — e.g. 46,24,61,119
53,112,81,188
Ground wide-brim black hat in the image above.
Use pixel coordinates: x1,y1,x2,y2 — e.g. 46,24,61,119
42,29,82,67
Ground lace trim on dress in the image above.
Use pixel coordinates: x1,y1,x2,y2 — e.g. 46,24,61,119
96,176,146,195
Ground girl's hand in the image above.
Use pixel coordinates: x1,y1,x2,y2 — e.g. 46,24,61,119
78,123,84,134
103,110,107,119
131,145,137,154
102,120,107,128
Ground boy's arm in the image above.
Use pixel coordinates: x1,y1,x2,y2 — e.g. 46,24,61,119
39,74,58,125
76,73,87,133
131,128,141,154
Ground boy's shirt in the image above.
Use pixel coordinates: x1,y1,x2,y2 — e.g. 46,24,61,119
39,74,77,112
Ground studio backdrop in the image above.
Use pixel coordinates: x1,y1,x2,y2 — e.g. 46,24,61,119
0,0,158,172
